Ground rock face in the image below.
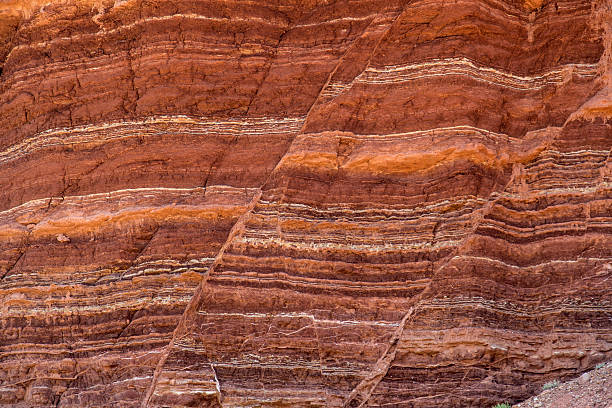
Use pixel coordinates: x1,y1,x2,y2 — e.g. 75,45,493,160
0,0,611,407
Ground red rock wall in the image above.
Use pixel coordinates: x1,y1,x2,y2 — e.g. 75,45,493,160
0,0,610,407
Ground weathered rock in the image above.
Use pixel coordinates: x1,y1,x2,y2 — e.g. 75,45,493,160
0,0,610,407
55,233,70,243
578,372,591,385
515,362,612,408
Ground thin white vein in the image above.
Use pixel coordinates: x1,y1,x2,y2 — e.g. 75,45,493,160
0,185,259,218
355,58,598,90
0,115,304,166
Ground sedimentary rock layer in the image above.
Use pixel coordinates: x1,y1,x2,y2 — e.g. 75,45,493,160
0,0,611,407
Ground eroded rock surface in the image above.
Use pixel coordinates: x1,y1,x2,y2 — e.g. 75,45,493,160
514,362,612,408
0,0,611,407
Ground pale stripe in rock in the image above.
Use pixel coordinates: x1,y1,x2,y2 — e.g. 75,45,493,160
499,181,612,199
291,14,382,29
237,236,462,252
271,228,467,244
259,196,488,215
424,296,612,316
211,273,429,291
169,341,369,372
320,81,351,100
244,226,469,245
319,57,597,103
355,58,598,90
194,311,401,327
452,255,612,270
5,41,259,82
163,390,218,396
2,294,195,317
0,115,304,166
258,203,481,221
304,125,520,142
1,257,216,290
0,185,258,218
476,217,611,236
524,149,610,169
1,340,169,358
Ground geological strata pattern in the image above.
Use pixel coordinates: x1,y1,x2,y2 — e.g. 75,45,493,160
0,0,611,407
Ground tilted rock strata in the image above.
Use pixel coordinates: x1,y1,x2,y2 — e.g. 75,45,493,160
0,185,258,406
0,0,611,407
360,120,612,407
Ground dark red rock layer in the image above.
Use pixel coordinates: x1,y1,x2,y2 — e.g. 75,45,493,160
0,0,610,407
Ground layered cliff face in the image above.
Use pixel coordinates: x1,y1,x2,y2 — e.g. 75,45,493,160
0,0,610,407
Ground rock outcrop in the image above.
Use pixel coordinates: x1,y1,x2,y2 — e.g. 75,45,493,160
0,0,610,407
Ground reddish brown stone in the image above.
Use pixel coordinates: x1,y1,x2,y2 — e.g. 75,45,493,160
0,0,610,407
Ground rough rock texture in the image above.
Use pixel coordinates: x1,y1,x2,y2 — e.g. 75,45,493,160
514,361,612,407
0,0,611,407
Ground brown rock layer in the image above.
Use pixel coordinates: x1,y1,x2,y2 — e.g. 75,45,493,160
0,0,610,407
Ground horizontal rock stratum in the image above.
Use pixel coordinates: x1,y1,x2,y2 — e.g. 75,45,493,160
0,0,611,407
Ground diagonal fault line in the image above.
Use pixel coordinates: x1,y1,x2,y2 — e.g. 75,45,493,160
297,6,407,135
139,9,395,406
140,188,261,408
341,129,565,407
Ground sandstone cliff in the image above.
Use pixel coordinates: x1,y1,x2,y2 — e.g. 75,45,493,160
0,0,611,407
